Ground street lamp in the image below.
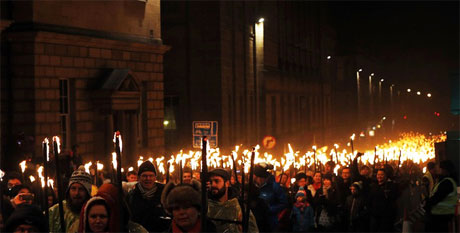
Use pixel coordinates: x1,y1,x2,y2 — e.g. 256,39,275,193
417,91,421,96
327,55,331,60
427,93,432,98
371,73,375,76
407,88,411,93
358,69,362,72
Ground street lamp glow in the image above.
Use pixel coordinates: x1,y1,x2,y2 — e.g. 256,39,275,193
382,116,386,120
258,18,264,23
371,73,374,76
407,88,411,93
427,93,432,98
380,79,384,82
327,55,331,60
163,120,169,126
358,69,362,72
417,91,421,95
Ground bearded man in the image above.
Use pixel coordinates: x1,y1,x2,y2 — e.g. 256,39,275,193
49,166,92,232
207,169,259,233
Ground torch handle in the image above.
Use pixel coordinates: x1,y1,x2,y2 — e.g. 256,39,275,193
53,140,66,232
243,149,256,233
201,137,208,233
115,134,124,232
42,142,49,231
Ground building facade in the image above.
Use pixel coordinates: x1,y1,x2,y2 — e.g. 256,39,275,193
1,0,168,168
162,1,354,153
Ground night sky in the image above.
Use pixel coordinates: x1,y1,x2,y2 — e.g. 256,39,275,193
332,1,458,86
331,1,459,128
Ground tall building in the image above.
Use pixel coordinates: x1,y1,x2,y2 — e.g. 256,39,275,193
162,1,351,153
1,0,168,168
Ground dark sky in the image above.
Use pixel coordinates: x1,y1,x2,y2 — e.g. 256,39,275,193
330,1,459,118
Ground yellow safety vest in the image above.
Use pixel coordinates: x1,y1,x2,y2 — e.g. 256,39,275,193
430,177,458,215
423,171,434,192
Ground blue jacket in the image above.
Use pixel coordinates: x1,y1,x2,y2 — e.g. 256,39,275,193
258,175,289,228
291,205,315,232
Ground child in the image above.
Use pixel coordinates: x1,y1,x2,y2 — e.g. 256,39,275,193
291,187,315,232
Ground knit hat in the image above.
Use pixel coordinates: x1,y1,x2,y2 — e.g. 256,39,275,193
67,165,93,197
208,168,230,181
254,163,274,178
351,181,363,190
161,180,201,215
5,204,47,232
295,186,307,199
138,161,157,176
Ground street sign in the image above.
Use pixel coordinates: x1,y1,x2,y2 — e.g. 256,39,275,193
193,121,218,148
262,135,276,149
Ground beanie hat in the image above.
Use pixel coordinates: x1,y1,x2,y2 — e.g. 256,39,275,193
208,168,230,181
351,181,363,190
67,166,93,197
138,161,156,176
161,180,201,215
295,186,307,199
295,172,308,181
254,163,274,178
5,204,47,232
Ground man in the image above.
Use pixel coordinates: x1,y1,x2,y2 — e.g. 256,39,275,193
253,163,288,231
182,167,193,184
290,172,313,204
126,170,138,182
207,168,258,233
49,166,92,232
193,171,201,181
127,160,169,232
422,161,436,197
425,160,458,233
360,165,371,178
368,169,398,232
344,182,369,232
5,204,47,233
6,172,23,190
324,161,337,182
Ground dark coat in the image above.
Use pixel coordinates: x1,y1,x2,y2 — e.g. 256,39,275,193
127,182,170,232
258,175,289,229
345,194,369,232
368,180,398,232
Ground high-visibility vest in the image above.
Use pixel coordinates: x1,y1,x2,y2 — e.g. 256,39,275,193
423,171,434,192
430,177,458,215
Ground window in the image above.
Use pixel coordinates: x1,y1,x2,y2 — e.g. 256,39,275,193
59,79,70,148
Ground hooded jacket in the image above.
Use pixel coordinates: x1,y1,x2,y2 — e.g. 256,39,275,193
49,200,80,233
257,175,289,229
207,197,259,233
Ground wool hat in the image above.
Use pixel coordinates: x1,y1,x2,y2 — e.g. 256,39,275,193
161,180,201,215
254,163,274,178
67,165,93,197
5,204,47,232
138,161,157,176
295,186,307,199
208,168,230,181
351,181,363,190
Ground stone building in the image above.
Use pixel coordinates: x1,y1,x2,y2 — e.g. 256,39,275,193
1,0,168,168
161,1,354,153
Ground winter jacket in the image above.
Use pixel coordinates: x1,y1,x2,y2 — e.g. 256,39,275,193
257,175,289,229
207,197,259,233
290,204,314,232
49,200,80,233
127,182,170,232
344,194,369,232
164,218,217,233
313,186,339,224
368,181,398,218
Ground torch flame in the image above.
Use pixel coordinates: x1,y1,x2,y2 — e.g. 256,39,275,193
52,136,61,154
19,160,27,173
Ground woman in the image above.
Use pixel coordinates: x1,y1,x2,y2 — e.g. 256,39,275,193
308,172,322,198
78,184,147,233
161,180,216,232
79,197,110,232
313,174,339,232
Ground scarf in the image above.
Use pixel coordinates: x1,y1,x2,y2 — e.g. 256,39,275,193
137,182,157,200
294,201,306,211
172,217,202,233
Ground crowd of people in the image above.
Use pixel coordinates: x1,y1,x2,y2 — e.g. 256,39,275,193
1,152,458,233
